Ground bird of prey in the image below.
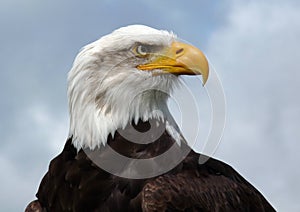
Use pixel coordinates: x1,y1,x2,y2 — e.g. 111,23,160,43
26,25,275,212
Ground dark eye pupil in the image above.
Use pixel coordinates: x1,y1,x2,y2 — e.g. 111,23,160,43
140,46,147,53
138,45,148,54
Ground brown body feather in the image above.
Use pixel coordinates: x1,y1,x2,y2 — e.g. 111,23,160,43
26,120,275,212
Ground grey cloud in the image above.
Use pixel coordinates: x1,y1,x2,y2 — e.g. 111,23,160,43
206,1,300,211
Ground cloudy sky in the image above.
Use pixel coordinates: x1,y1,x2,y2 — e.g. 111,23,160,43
1,0,299,211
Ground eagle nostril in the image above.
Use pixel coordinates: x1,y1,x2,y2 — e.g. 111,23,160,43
176,48,184,55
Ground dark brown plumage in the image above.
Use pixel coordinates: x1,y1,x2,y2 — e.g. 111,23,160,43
26,120,275,212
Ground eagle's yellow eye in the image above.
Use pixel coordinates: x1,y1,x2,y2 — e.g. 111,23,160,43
133,44,164,57
136,45,148,56
133,44,151,57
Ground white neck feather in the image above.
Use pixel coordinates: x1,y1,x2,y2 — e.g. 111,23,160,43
68,85,183,150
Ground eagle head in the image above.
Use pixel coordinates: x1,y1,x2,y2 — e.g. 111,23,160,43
67,25,209,150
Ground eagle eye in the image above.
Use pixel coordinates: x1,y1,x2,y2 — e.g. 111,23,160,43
133,44,162,57
137,45,149,56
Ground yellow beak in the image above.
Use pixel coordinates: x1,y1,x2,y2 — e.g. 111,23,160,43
137,41,209,85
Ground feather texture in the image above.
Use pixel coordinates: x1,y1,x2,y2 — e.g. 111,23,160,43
28,119,275,212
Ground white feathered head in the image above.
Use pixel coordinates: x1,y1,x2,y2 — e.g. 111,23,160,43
67,25,209,150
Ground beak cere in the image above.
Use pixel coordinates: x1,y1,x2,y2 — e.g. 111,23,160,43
137,41,209,85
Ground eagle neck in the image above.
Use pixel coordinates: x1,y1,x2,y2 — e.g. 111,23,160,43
69,90,183,150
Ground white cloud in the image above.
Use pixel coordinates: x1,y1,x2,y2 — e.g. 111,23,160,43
206,1,300,211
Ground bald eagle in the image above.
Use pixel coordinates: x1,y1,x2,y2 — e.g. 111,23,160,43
26,25,275,212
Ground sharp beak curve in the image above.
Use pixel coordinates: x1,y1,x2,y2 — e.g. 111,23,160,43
137,41,209,85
